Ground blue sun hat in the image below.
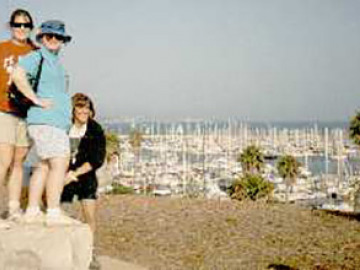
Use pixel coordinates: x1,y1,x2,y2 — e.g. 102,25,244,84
36,20,72,43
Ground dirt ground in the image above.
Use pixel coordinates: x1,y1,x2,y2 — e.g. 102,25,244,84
92,195,360,270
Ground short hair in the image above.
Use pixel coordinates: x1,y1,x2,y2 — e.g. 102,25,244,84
72,93,96,118
10,9,34,30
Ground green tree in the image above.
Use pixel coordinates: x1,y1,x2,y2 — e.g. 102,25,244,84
237,145,264,174
105,131,120,160
228,174,273,201
349,111,360,211
276,155,300,203
349,111,360,146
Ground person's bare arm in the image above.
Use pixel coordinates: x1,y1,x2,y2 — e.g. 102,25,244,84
65,162,93,185
11,65,51,108
73,162,93,178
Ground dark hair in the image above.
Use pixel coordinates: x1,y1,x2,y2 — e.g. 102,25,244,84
9,9,34,29
72,93,96,119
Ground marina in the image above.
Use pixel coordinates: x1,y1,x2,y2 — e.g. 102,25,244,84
103,119,360,212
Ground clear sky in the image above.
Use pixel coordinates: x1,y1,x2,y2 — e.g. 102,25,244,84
1,0,359,121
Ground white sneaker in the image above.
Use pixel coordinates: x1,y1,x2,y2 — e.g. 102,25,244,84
45,212,81,227
7,208,23,223
21,211,45,225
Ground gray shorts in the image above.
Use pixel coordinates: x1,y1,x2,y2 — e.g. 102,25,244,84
28,125,70,160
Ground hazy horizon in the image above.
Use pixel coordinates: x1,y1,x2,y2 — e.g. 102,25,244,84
102,116,350,128
1,0,359,122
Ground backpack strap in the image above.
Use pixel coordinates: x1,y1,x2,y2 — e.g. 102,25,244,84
32,52,44,93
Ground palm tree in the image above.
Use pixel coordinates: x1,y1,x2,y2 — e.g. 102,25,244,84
349,111,360,146
237,145,264,175
129,129,143,161
349,111,360,211
276,155,300,203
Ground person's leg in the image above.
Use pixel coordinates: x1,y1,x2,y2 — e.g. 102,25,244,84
80,199,97,234
21,161,49,223
0,144,14,223
45,156,81,226
0,113,17,187
11,117,31,211
60,181,79,218
44,156,68,225
81,199,101,270
0,144,14,187
46,157,69,210
7,146,29,217
27,161,49,210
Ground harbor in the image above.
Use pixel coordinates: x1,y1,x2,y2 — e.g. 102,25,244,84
103,119,360,212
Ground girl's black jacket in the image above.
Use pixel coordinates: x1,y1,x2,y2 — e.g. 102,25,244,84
69,119,106,182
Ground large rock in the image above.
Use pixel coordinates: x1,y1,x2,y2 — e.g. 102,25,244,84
0,220,92,270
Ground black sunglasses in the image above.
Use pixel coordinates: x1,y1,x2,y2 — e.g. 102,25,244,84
10,22,33,29
44,33,66,42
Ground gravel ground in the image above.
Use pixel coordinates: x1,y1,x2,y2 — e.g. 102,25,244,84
92,195,360,270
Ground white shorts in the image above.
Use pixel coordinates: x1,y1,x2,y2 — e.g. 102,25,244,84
28,125,70,160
